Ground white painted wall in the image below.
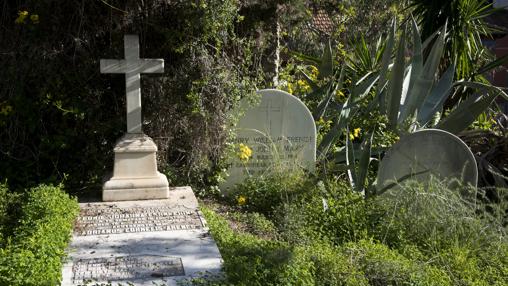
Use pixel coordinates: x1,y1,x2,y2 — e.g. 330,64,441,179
494,0,508,8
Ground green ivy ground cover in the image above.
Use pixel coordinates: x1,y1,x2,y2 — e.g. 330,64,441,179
0,183,79,285
199,175,508,286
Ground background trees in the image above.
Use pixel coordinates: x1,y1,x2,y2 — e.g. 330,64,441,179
1,0,505,193
0,1,257,193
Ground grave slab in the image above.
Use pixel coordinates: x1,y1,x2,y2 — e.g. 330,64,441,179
61,187,222,286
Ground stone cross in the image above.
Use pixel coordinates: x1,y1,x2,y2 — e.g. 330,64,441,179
259,99,281,134
100,35,164,133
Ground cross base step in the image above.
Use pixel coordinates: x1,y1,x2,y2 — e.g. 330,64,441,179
103,172,169,201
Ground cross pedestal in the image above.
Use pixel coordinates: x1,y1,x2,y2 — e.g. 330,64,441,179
100,35,169,201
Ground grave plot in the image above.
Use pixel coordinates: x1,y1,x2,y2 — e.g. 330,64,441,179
61,187,223,286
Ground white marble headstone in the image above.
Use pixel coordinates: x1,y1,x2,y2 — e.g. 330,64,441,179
377,129,478,192
222,89,316,190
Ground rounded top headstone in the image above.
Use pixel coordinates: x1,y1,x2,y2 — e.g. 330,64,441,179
377,129,478,191
221,89,317,191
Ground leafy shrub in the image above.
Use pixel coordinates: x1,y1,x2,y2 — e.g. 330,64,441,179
0,0,256,192
475,240,508,285
203,206,457,286
0,182,22,247
0,184,79,285
370,179,504,252
0,183,9,243
369,179,508,285
434,244,508,286
230,167,311,216
275,179,368,245
279,242,369,286
343,239,451,286
228,211,277,239
202,207,292,286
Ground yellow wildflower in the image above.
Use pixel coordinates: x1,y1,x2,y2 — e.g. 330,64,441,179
237,143,252,162
310,66,319,79
286,82,294,94
297,79,311,93
349,128,361,141
15,10,29,24
0,105,13,116
237,195,247,206
354,128,361,137
30,14,39,24
336,89,345,100
316,117,325,126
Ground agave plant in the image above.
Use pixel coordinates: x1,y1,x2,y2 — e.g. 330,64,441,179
376,17,508,134
291,40,381,194
294,16,508,196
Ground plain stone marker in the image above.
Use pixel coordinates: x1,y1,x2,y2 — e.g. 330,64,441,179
100,35,169,201
222,89,316,190
377,129,478,191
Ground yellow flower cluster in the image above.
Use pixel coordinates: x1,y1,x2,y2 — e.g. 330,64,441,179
237,195,247,206
310,66,319,79
316,117,332,130
349,128,361,141
336,89,346,101
286,82,294,95
237,143,252,162
297,79,311,93
0,105,13,116
15,10,39,24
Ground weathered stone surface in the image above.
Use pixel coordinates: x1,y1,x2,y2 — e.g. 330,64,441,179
377,129,478,191
74,205,203,236
72,255,185,282
100,35,164,134
222,89,316,190
100,35,169,201
103,134,169,201
62,187,223,286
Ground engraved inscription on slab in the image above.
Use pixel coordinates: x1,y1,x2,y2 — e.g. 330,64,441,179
72,255,184,282
74,206,204,236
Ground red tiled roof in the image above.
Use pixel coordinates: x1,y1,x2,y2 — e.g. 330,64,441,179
312,9,334,35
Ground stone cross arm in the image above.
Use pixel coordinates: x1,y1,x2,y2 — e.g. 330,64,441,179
100,35,164,134
100,59,164,75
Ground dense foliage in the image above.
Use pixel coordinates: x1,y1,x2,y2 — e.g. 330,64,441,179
1,0,507,285
410,0,495,79
0,0,411,194
203,174,508,285
0,183,79,285
0,0,257,193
